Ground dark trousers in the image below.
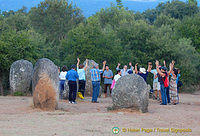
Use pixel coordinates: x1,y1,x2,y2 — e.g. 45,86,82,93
166,87,170,103
78,80,86,97
68,81,77,102
104,84,111,94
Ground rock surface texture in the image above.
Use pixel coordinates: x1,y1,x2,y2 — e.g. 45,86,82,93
111,74,149,113
32,58,59,110
9,59,33,94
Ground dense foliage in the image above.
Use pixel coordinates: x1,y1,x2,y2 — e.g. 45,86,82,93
0,0,199,95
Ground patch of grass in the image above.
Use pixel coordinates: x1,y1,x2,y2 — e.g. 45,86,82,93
107,106,116,111
13,91,26,96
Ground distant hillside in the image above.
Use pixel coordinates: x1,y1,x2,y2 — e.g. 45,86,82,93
0,0,187,17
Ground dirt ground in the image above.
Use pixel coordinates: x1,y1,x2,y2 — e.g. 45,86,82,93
0,92,200,136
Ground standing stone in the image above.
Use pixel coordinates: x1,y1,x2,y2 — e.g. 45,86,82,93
111,74,149,113
83,60,103,97
32,58,59,110
9,59,33,94
63,81,69,99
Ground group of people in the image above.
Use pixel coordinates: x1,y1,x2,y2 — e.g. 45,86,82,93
58,58,181,105
152,60,181,105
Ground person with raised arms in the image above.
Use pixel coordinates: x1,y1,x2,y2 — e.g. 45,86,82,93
135,62,152,82
77,58,88,100
90,60,106,103
116,62,134,76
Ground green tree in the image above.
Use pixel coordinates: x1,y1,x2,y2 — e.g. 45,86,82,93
188,0,198,5
61,16,122,70
95,5,134,29
142,9,157,24
154,14,178,27
175,12,200,52
29,0,84,42
156,0,199,19
116,19,154,64
173,38,200,88
0,29,45,95
116,0,123,9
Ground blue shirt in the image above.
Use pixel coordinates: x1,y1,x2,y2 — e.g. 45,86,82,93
150,69,158,83
77,68,86,81
66,69,79,81
138,72,149,82
103,70,113,84
90,68,103,82
177,74,180,84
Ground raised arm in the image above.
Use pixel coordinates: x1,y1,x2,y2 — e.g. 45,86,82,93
163,60,166,67
116,63,120,71
128,62,134,71
102,61,106,71
77,58,80,70
168,62,174,75
156,60,165,77
84,59,88,71
172,60,175,66
147,62,152,72
135,63,138,74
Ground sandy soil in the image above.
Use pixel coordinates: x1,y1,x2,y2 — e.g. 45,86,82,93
0,92,200,136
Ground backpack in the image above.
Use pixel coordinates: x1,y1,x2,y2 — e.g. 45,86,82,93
162,74,169,88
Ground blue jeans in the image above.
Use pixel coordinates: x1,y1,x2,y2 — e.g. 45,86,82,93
92,81,100,102
160,84,167,105
166,87,170,103
59,80,65,99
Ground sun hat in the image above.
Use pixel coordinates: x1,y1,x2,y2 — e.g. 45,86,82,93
139,68,146,74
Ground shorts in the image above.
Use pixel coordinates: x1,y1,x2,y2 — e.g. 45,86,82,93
153,82,160,90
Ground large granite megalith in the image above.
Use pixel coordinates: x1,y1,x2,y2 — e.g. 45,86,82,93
111,74,149,113
9,59,33,94
63,81,69,99
83,60,102,97
32,58,59,110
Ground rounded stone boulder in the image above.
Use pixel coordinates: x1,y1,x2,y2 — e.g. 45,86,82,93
9,59,33,94
111,74,149,113
32,58,59,110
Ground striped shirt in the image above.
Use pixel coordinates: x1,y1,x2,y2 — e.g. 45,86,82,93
90,68,103,82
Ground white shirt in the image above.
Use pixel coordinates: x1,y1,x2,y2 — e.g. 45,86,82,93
59,71,67,80
114,74,121,82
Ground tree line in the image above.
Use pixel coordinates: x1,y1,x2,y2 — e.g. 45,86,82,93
0,0,199,95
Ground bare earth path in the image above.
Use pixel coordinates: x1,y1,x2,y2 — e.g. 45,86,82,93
0,92,200,136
